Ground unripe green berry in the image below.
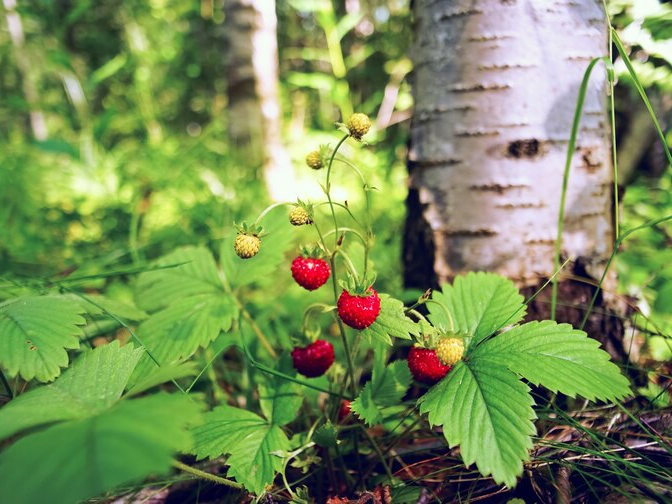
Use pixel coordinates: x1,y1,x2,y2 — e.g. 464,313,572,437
234,233,261,259
435,337,464,367
346,113,371,140
289,207,312,226
305,150,323,170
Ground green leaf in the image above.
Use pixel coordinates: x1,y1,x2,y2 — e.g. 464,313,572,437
136,246,223,312
125,361,199,398
429,272,526,348
193,405,290,495
258,355,303,426
131,293,237,383
477,321,631,402
75,294,149,321
0,341,143,441
313,422,338,448
0,296,86,382
0,393,201,504
351,360,411,426
221,212,294,289
418,359,536,488
361,294,419,345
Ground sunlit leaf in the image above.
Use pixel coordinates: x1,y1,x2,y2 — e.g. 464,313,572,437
477,321,631,402
361,294,419,345
429,272,525,347
418,359,536,488
351,360,411,426
0,296,85,382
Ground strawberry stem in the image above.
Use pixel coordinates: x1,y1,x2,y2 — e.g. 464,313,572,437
253,201,294,227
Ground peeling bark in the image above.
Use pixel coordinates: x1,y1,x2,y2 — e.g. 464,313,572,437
405,0,624,346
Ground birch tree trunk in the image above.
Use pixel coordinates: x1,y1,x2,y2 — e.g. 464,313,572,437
224,0,294,201
404,0,624,348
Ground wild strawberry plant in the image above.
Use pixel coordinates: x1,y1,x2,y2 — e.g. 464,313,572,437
0,114,631,502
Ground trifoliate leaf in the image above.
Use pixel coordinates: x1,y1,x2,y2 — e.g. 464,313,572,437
192,405,290,495
418,359,536,488
0,393,201,504
352,360,411,426
0,296,85,382
477,321,631,402
361,294,419,345
136,246,223,312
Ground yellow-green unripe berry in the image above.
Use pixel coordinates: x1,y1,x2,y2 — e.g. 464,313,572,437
289,207,312,226
346,113,371,140
435,338,464,367
305,150,323,170
234,233,261,259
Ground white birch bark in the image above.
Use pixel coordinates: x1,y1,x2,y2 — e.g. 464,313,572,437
407,0,613,289
225,0,294,201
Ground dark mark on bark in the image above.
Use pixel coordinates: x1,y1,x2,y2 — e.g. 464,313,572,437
479,63,535,70
580,148,602,172
525,238,556,245
496,202,546,209
437,8,482,21
468,34,513,42
470,183,528,194
455,129,500,137
506,139,543,158
414,158,462,168
450,83,510,93
443,228,497,237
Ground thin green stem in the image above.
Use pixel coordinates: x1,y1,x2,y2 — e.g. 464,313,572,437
423,298,455,332
239,318,352,399
325,135,350,248
323,227,368,247
552,56,606,320
63,288,188,395
0,368,13,399
172,460,243,489
253,201,293,227
336,249,359,279
602,0,620,240
358,424,394,482
317,201,363,228
611,28,672,168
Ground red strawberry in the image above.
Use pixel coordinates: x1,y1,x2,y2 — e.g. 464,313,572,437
291,340,335,378
338,400,352,422
291,256,331,291
407,346,451,385
337,288,381,329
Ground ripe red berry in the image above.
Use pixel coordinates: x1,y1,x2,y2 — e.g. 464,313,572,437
338,400,352,422
337,288,381,330
407,346,451,385
291,256,331,291
291,340,335,378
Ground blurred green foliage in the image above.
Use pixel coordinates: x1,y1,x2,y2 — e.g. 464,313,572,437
0,0,669,346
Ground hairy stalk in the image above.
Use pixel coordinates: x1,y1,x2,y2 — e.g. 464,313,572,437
323,227,368,247
172,460,243,489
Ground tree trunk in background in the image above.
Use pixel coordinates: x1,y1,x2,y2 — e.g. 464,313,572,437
224,0,293,201
404,0,627,354
3,0,48,140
